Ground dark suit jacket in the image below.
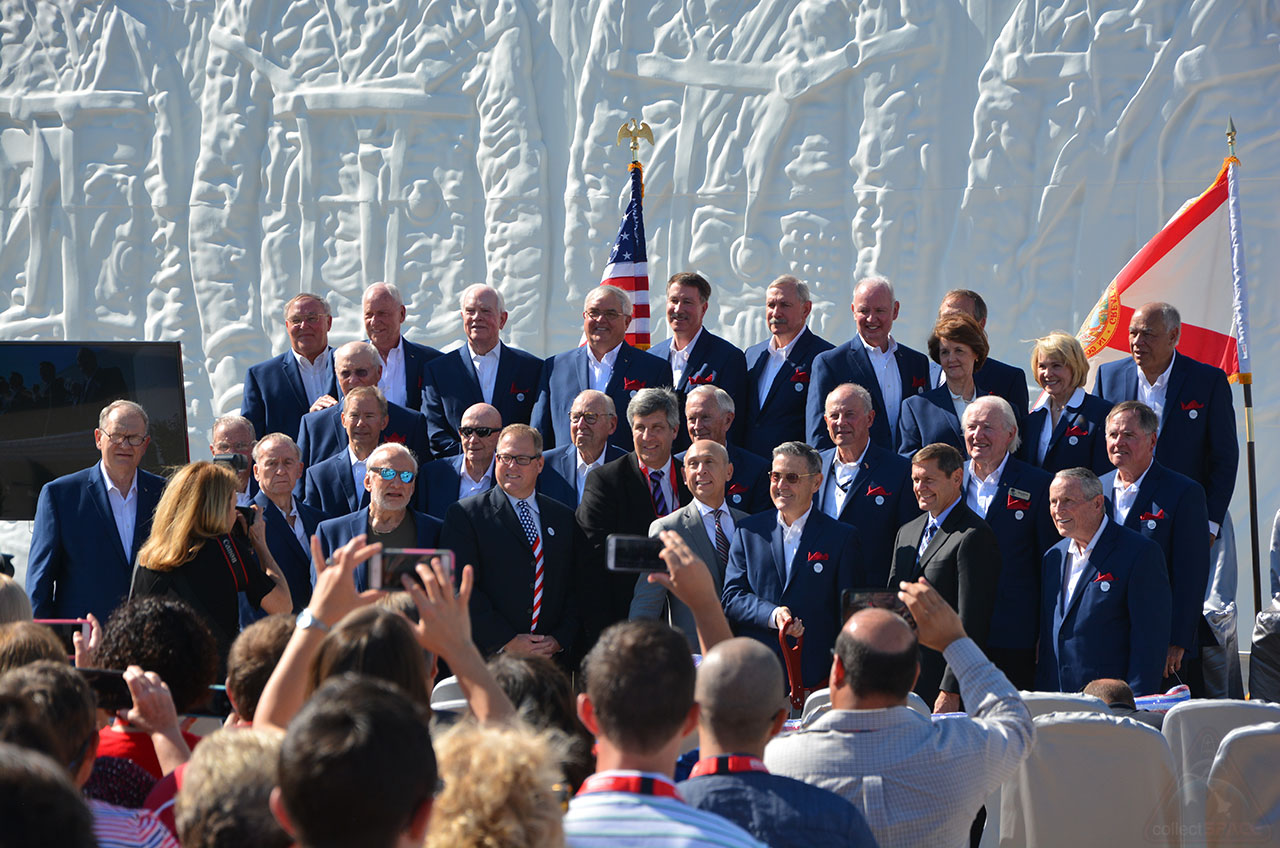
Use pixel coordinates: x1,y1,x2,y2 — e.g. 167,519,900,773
1095,353,1238,525
722,509,861,687
631,500,748,651
1035,520,1171,696
315,507,442,592
415,456,494,519
675,444,771,515
239,493,322,626
650,330,749,447
808,338,931,450
301,452,369,519
296,401,430,467
974,357,1030,437
421,343,543,456
743,328,835,457
26,465,166,622
532,342,671,451
241,349,337,442
1022,391,1113,475
536,444,627,508
385,337,442,412
887,501,1002,702
439,487,583,658
897,386,964,457
965,456,1057,653
1100,461,1211,653
576,453,692,644
815,444,919,586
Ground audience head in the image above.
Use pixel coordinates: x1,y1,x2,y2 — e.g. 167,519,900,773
138,460,239,572
569,390,617,461
495,424,543,500
769,441,823,523
334,341,383,394
96,595,219,713
284,293,332,361
0,660,97,785
460,284,508,355
1083,678,1137,709
963,395,1021,464
765,274,812,344
177,728,290,848
824,383,875,459
1105,401,1159,477
832,608,920,708
627,387,679,470
343,385,390,456
460,403,503,469
666,271,711,340
683,439,732,509
695,638,788,755
365,443,419,517
272,675,437,848
0,621,69,673
307,607,432,709
225,613,294,724
253,433,306,504
852,276,898,351
685,385,734,445
95,399,151,476
363,282,407,355
939,288,988,328
1128,302,1181,376
488,653,594,790
0,693,60,760
580,620,696,756
928,312,989,381
1049,468,1106,545
911,443,964,519
1030,331,1089,403
0,742,97,848
0,575,32,624
582,286,633,355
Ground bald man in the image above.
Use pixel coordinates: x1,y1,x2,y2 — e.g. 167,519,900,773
416,402,502,518
765,581,1033,848
680,638,876,848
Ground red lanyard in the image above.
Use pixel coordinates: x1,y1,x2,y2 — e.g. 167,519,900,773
577,772,682,800
688,755,769,778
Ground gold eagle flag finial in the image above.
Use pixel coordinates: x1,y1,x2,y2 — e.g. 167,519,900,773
617,118,654,162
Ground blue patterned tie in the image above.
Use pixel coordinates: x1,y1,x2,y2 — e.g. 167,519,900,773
650,469,668,516
917,520,938,562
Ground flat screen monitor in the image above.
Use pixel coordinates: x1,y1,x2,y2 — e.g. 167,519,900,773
0,341,189,520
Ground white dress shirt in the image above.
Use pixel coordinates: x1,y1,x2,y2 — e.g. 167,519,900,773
377,337,407,408
1063,516,1109,613
1031,386,1087,464
348,445,368,498
758,329,806,407
825,442,869,519
470,342,502,404
1137,352,1176,426
575,449,608,502
587,343,623,392
98,462,139,560
778,506,812,584
862,335,902,435
668,327,703,385
949,388,975,423
965,453,1010,519
696,498,736,547
271,498,309,551
293,347,332,405
458,456,494,499
1111,460,1153,525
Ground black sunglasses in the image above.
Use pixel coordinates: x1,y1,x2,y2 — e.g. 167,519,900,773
459,426,498,438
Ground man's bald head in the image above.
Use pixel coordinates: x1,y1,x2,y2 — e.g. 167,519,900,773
696,638,787,751
833,608,919,704
460,402,502,430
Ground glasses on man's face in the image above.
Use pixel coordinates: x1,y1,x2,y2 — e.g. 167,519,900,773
371,467,417,484
570,412,605,425
769,471,817,485
495,453,540,466
102,432,147,447
458,426,497,438
584,309,625,322
287,312,327,327
213,441,254,453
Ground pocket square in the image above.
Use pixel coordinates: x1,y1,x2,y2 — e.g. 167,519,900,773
911,376,927,389
866,485,890,497
385,432,406,444
789,370,809,383
1139,509,1165,521
688,373,715,385
509,383,532,395
1007,495,1031,511
623,377,646,390
1180,400,1205,410
1092,572,1115,583
727,482,747,495
807,551,829,562
1065,424,1088,437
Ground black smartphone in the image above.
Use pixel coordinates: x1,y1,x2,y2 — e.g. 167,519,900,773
606,534,667,573
33,618,90,654
369,548,455,590
78,668,132,712
235,505,255,527
842,588,917,630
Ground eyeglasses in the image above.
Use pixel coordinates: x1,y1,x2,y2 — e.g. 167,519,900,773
768,471,818,485
584,309,626,322
286,312,328,327
458,426,498,438
371,467,417,484
496,453,541,466
102,432,147,447
213,441,254,453
570,412,607,424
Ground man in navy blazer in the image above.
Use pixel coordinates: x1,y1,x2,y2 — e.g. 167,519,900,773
722,441,861,689
241,433,322,625
1036,468,1171,696
421,284,543,457
27,401,166,622
362,282,442,412
439,424,583,663
301,387,386,519
315,443,442,592
961,397,1057,690
296,342,429,467
807,277,931,451
743,276,835,457
241,292,337,441
648,272,748,449
537,390,626,508
1100,401,1211,692
932,289,1030,435
416,403,502,518
814,383,919,586
531,285,670,451
676,386,771,514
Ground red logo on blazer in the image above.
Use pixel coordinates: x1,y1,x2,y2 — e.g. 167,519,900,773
509,382,532,395
911,376,927,389
623,378,646,390
790,370,809,384
385,432,406,444
727,482,747,495
866,485,890,497
1007,494,1031,511
688,373,715,385
1065,424,1088,437
807,551,829,562
1139,509,1165,521
1092,572,1115,583
1181,400,1205,411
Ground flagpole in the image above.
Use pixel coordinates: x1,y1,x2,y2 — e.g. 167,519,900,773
1225,117,1263,615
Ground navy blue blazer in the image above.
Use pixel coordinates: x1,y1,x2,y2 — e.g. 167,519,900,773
964,457,1057,653
439,487,584,658
421,343,543,457
1095,353,1238,525
1100,461,1211,653
807,339,931,451
315,507,442,592
531,342,671,451
1035,520,1171,696
415,456,493,519
974,357,1030,436
743,328,835,457
676,444,772,514
815,444,919,586
239,492,322,626
296,401,430,468
1022,392,1113,475
380,337,442,412
650,330,749,446
536,444,627,508
241,349,337,442
301,451,369,519
26,465,166,622
897,386,964,457
722,509,861,688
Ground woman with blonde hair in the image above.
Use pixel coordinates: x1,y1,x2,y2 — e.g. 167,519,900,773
131,461,290,658
1024,331,1114,474
0,574,32,624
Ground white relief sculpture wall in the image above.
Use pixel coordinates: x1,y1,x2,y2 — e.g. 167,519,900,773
2,0,1279,619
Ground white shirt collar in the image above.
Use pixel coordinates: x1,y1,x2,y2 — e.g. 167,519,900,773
695,496,728,516
383,336,405,363
834,441,870,474
577,448,607,474
769,327,806,357
1113,459,1154,494
671,326,703,354
1069,515,1109,559
859,333,898,357
778,505,812,536
462,457,495,485
588,342,623,368
292,346,331,372
97,461,138,498
1138,351,1177,392
468,340,502,362
969,452,1010,486
1031,385,1086,413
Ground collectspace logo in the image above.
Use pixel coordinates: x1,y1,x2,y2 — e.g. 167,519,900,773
1079,280,1123,358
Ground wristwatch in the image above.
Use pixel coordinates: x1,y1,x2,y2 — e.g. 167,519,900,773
295,608,331,633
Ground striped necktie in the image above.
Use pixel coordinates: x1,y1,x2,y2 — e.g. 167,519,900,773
650,469,668,516
917,519,938,563
712,508,730,569
517,499,544,632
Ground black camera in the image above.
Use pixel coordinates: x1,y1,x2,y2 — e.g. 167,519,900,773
212,453,251,473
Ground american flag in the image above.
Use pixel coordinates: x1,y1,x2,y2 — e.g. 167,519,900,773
600,161,650,349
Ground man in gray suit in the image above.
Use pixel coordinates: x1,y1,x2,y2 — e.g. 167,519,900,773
631,439,746,650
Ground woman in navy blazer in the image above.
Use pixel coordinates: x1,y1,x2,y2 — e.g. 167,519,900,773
1023,331,1113,475
898,313,988,457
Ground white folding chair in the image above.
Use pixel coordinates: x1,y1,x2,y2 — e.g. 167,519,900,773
1162,699,1280,847
1205,721,1280,847
999,712,1179,847
1017,691,1112,718
800,687,830,722
430,675,468,714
